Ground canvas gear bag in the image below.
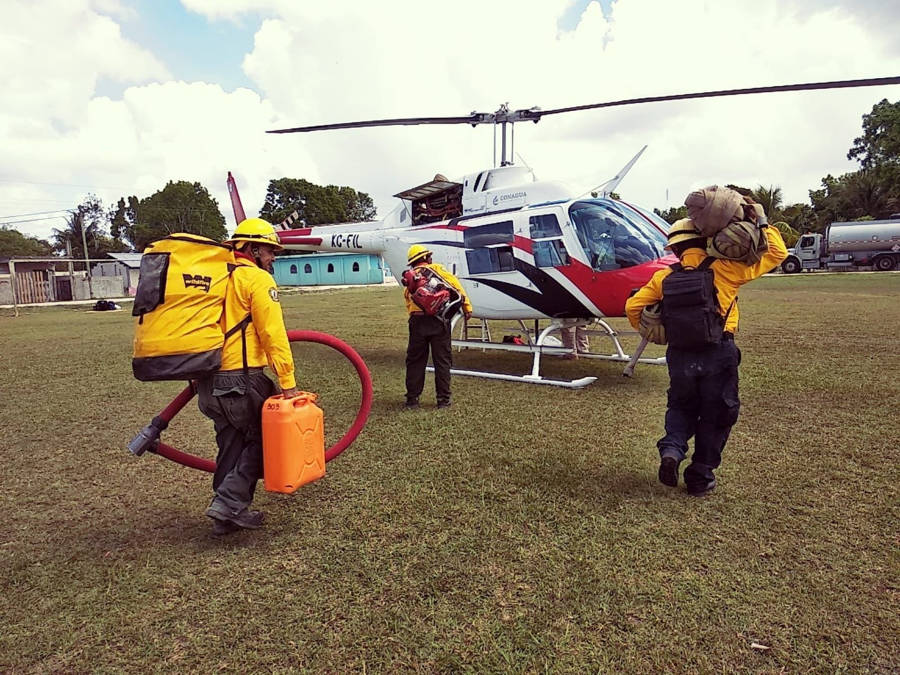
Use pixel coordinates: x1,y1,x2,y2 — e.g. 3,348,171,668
684,186,744,237
707,220,769,264
740,196,766,225
132,233,250,381
661,258,734,350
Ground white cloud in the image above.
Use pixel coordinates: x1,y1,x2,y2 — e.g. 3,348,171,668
2,0,899,244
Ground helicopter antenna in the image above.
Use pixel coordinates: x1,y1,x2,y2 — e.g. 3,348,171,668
586,145,648,198
515,152,535,179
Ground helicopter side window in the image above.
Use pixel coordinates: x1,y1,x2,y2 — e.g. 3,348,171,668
533,240,570,267
529,214,562,239
463,221,514,247
529,213,569,268
466,246,516,274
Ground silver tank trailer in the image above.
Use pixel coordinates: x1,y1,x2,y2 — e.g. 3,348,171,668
827,220,900,253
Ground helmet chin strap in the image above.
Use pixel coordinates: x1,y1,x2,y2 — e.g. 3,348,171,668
248,243,274,273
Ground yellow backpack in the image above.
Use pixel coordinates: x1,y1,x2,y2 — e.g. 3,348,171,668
132,233,249,381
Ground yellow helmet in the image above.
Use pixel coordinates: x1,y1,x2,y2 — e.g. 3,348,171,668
407,244,432,265
226,218,284,251
664,218,704,250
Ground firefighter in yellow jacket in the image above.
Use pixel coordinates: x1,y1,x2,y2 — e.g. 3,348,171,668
199,218,298,534
403,244,472,409
625,219,787,496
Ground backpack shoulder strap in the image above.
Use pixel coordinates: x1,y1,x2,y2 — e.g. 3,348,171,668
669,262,683,272
698,257,715,271
224,313,252,338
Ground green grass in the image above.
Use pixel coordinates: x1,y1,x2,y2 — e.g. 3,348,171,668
1,274,897,672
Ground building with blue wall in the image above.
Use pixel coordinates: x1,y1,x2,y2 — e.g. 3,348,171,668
273,253,385,287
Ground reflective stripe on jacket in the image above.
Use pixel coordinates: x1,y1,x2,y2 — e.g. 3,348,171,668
625,225,788,334
220,257,296,390
404,262,473,315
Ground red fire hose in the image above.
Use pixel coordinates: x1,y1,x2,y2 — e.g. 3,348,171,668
135,330,373,472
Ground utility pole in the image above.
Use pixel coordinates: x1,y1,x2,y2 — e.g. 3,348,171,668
9,259,18,317
77,212,93,299
65,238,76,300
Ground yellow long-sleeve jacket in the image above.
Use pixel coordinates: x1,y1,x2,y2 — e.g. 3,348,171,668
625,225,788,334
404,262,473,316
220,256,296,390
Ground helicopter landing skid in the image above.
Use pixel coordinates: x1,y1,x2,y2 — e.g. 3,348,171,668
425,317,666,388
429,364,598,389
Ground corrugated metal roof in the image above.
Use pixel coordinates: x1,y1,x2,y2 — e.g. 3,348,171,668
106,253,143,267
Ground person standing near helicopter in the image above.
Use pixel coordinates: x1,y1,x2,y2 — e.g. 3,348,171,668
199,218,300,535
625,218,787,496
403,244,472,409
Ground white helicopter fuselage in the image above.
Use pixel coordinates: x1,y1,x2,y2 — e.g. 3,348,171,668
278,165,675,320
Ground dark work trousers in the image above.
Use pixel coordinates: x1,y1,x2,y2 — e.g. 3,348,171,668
657,337,741,489
197,369,276,515
405,314,453,405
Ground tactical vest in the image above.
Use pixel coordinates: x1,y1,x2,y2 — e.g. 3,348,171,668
661,257,733,350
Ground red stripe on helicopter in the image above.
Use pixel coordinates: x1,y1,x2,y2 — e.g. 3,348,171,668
556,256,676,316
278,235,323,246
423,224,467,231
422,223,534,254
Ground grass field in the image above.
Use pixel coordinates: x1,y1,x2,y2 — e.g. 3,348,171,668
1,273,898,673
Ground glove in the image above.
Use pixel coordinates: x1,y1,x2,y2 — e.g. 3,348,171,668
639,303,666,345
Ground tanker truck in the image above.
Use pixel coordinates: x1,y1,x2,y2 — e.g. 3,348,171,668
780,218,900,273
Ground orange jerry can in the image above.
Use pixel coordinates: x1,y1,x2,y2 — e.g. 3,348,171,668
261,392,325,494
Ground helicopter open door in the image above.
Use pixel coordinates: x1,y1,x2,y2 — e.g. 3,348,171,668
395,175,463,225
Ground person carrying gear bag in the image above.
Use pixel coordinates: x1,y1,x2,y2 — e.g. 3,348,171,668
198,217,300,535
402,244,472,409
625,217,787,496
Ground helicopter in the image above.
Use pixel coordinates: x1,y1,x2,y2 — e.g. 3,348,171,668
229,76,900,389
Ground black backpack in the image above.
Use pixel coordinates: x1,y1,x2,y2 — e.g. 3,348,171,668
661,258,734,350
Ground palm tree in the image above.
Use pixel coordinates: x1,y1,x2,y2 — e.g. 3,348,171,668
751,185,783,221
843,169,890,219
51,196,105,261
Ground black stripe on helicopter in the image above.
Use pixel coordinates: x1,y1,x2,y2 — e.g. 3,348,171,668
464,258,594,318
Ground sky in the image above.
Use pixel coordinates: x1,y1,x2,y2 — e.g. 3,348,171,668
2,0,899,243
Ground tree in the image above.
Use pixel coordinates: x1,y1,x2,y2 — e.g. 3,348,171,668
653,205,687,224
109,196,139,243
51,195,129,260
751,185,783,221
0,227,53,257
780,203,816,233
809,169,897,226
259,178,377,226
113,181,227,251
847,98,900,169
771,221,799,247
809,99,900,226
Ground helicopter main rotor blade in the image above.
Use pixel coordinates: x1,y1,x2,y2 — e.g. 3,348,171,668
266,76,900,134
533,76,900,119
268,114,482,134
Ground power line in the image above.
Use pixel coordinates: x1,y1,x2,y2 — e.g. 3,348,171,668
0,215,69,226
0,178,135,190
0,208,71,219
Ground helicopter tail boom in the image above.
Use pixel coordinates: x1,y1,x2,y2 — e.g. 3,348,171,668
278,225,386,255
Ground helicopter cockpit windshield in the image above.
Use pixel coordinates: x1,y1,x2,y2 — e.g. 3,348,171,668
569,200,668,270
